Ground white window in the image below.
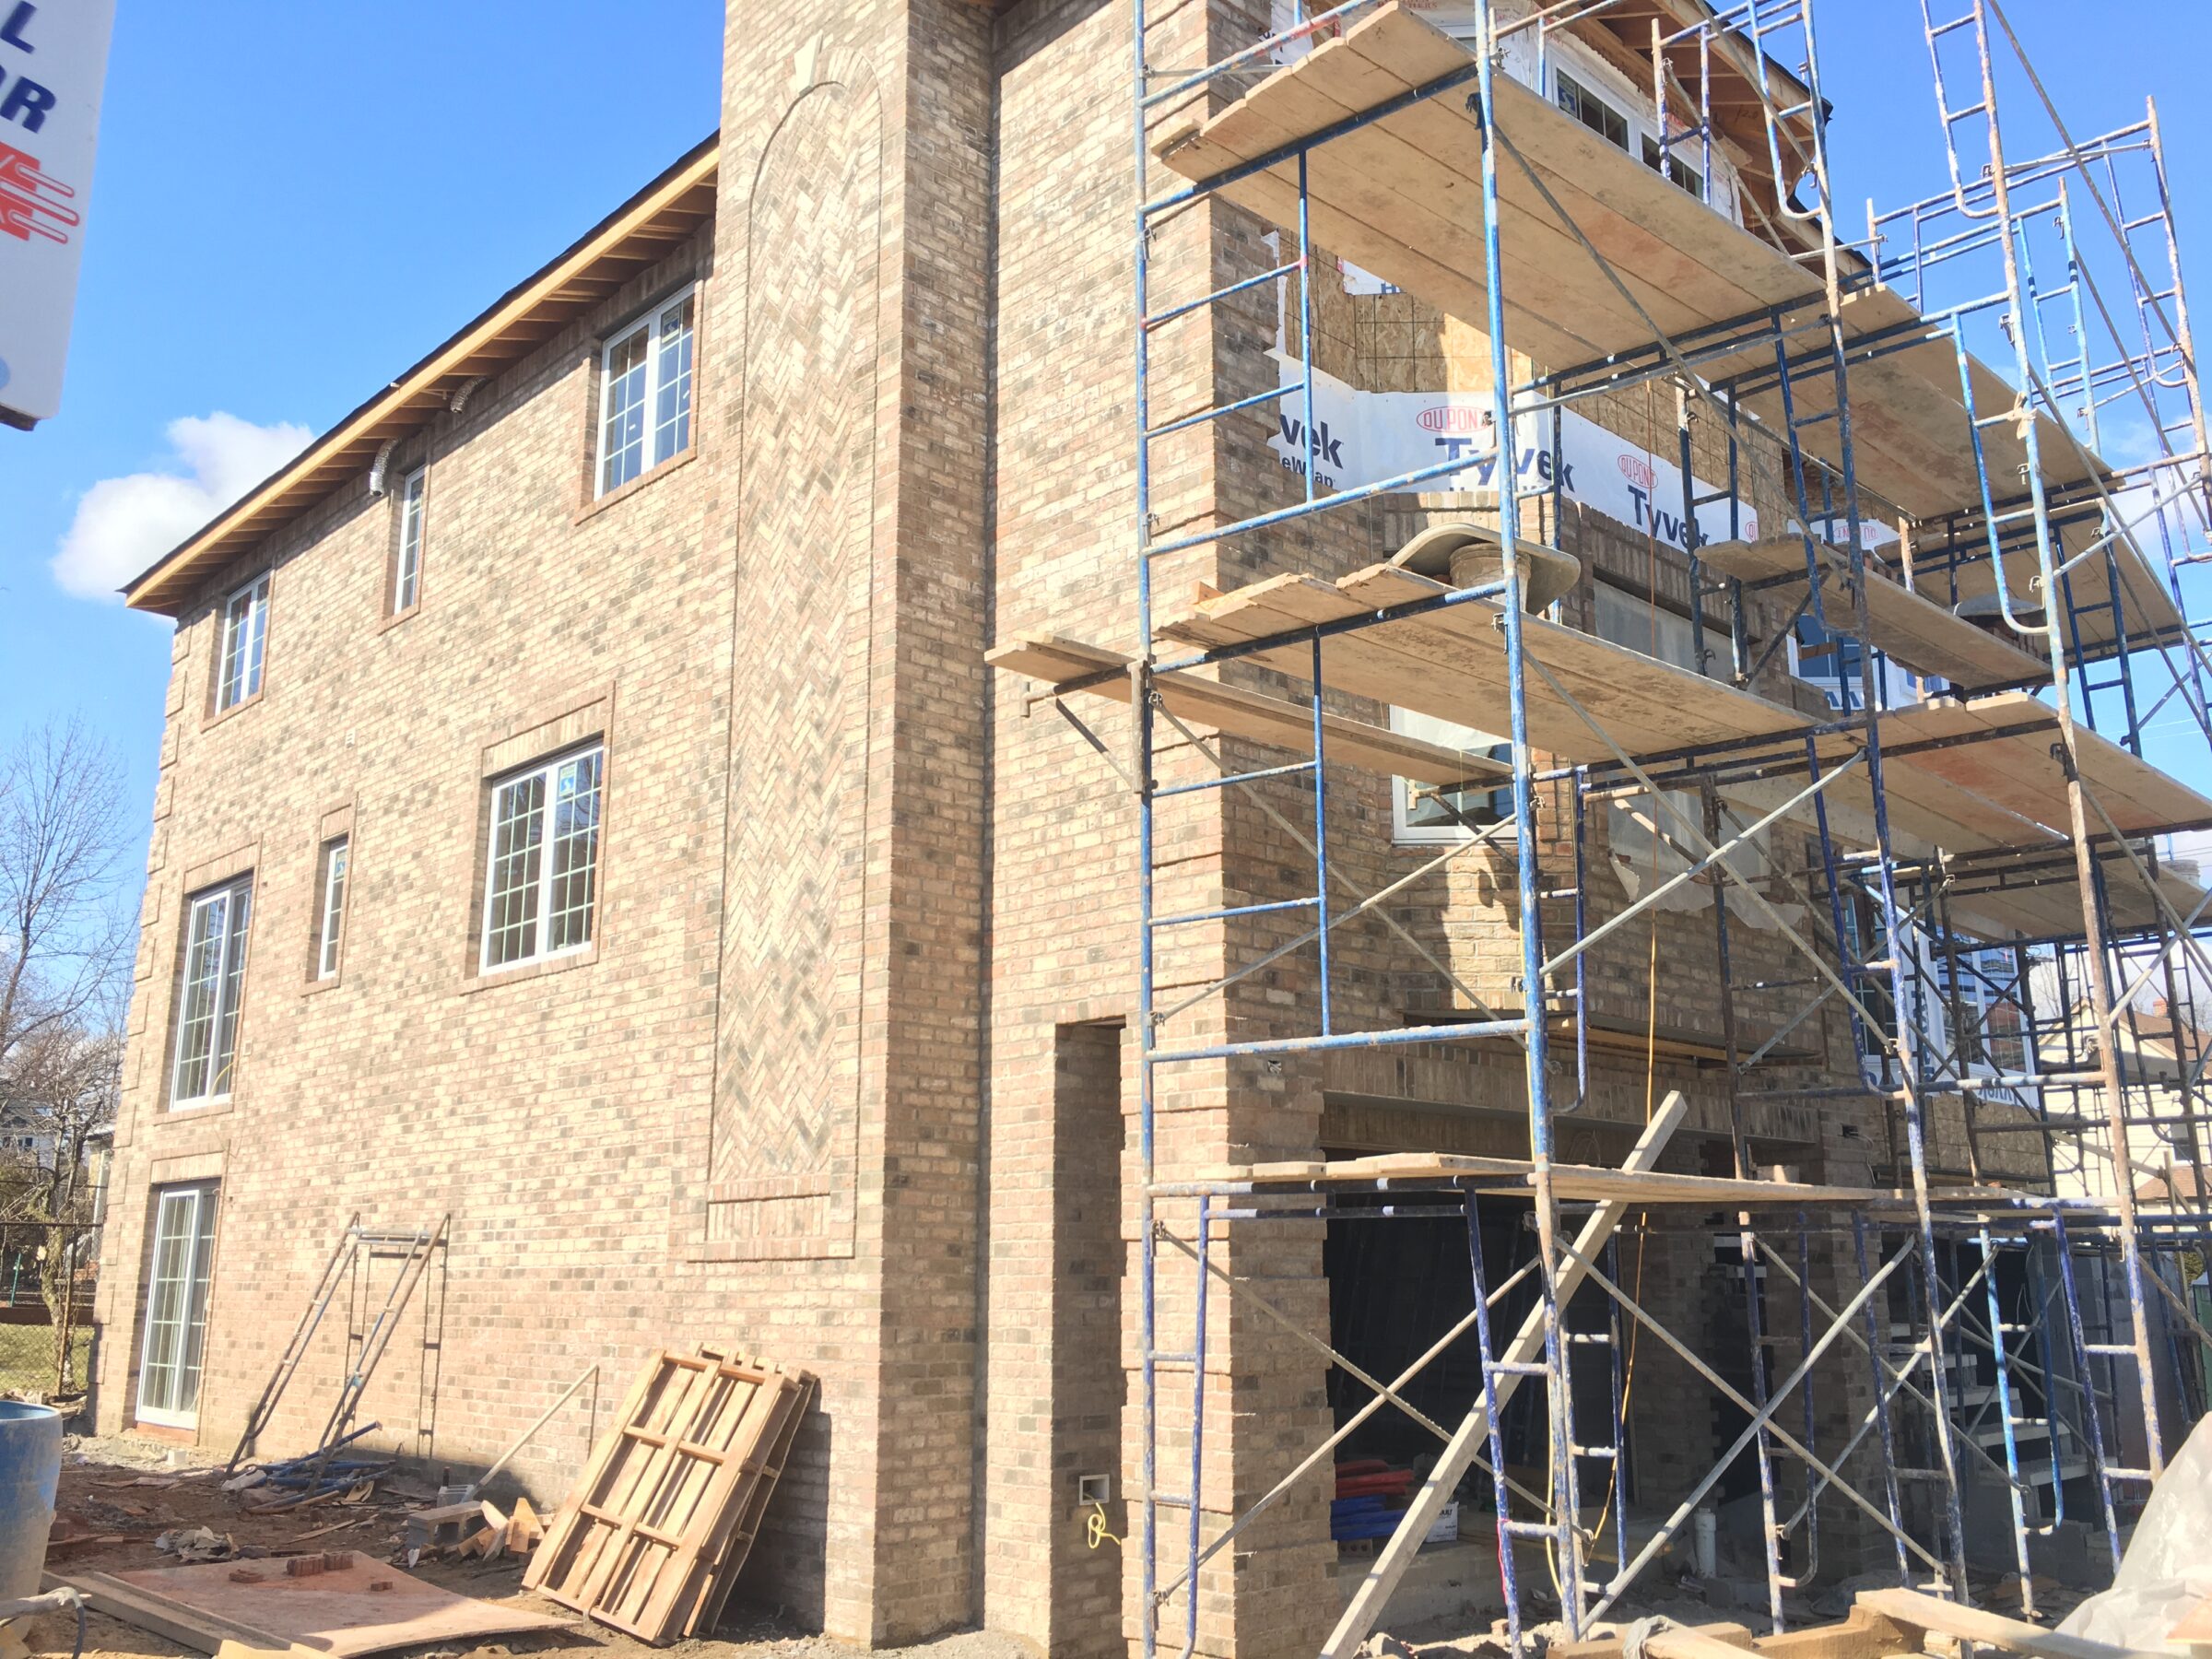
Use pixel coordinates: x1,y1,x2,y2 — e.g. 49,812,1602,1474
1556,70,1629,153
394,467,426,613
136,1182,218,1429
216,573,270,712
596,288,697,496
171,877,253,1104
1390,706,1512,844
481,745,605,972
315,836,349,980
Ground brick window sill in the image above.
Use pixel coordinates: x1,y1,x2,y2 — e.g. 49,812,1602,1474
462,942,601,995
573,445,697,525
199,689,264,734
377,600,423,637
159,1097,237,1124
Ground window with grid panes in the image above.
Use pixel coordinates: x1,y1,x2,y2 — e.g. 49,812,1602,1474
171,877,253,1102
480,746,605,971
595,288,696,496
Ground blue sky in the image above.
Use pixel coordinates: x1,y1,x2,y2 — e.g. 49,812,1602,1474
0,0,2206,850
0,1,722,819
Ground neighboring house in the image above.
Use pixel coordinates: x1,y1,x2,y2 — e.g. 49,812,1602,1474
95,0,2088,1651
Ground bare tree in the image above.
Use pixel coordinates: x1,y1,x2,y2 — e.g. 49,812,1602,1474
0,717,129,1065
0,720,131,1394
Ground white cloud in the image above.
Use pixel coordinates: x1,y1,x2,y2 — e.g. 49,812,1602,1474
50,413,312,601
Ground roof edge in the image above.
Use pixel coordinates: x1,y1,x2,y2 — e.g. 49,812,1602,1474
124,129,721,615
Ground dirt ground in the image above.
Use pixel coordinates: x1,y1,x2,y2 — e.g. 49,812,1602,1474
29,1436,1038,1659
29,1436,2096,1659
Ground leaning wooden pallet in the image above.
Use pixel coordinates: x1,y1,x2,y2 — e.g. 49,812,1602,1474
523,1345,815,1645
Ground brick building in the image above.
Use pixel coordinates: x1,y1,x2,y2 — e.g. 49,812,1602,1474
95,0,2015,1651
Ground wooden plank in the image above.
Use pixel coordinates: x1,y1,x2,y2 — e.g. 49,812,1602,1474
1855,1587,2172,1659
61,1561,568,1659
986,634,1510,783
1324,1094,1688,1658
47,1571,296,1656
1885,694,2212,837
1700,535,2051,689
1157,563,1811,763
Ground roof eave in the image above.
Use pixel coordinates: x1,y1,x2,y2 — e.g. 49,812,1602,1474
124,131,723,618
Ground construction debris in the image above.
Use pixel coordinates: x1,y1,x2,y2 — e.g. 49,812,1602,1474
48,1559,569,1658
152,1526,235,1564
523,1345,816,1644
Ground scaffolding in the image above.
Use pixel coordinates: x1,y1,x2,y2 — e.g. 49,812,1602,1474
993,0,2212,1651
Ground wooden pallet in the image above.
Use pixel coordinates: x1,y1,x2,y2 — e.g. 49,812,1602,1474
522,1346,816,1644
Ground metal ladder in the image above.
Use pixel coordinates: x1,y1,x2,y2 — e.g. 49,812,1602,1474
224,1214,449,1476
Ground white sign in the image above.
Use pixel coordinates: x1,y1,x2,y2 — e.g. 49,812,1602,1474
1266,358,1760,551
0,0,115,429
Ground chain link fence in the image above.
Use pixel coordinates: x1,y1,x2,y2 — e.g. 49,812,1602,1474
0,1219,98,1400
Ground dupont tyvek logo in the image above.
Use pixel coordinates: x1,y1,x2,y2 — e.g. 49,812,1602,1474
1617,453,1656,492
1416,405,1488,435
0,140,76,245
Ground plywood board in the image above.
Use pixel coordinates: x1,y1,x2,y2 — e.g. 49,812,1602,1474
1152,3,2171,649
1699,535,2050,689
85,1560,568,1657
987,633,1510,783
1157,562,1812,762
1883,694,2212,838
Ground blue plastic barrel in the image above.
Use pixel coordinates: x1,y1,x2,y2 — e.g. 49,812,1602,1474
0,1401,63,1598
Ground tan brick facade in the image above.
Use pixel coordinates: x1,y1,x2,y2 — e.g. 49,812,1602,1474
100,1,1910,1651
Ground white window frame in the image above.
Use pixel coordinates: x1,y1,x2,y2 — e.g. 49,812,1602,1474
316,836,350,981
1554,68,1630,153
216,572,270,712
394,467,426,613
135,1181,218,1429
478,744,606,974
594,287,697,498
1388,706,1512,846
170,876,253,1106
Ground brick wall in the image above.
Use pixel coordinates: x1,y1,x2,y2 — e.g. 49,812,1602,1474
100,3,1947,1652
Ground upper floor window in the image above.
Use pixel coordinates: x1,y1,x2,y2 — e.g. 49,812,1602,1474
315,836,350,980
172,876,253,1104
394,467,426,613
481,744,605,972
1390,706,1511,845
596,288,696,496
1555,71,1629,153
1641,134,1703,197
216,574,270,712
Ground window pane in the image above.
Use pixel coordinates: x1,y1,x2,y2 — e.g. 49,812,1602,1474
652,296,697,467
546,750,604,952
396,473,425,612
485,774,547,967
208,884,251,1098
319,840,348,979
171,891,229,1100
137,1186,217,1424
599,325,651,495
